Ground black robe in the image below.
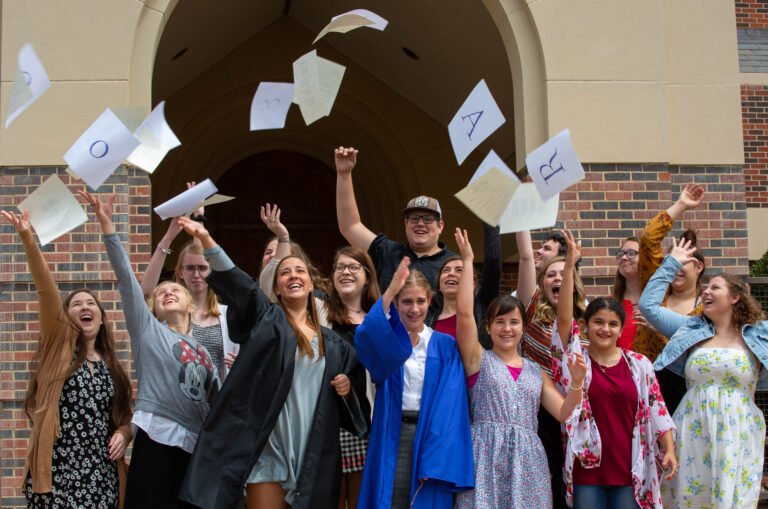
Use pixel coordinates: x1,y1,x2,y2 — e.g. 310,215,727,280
178,265,369,509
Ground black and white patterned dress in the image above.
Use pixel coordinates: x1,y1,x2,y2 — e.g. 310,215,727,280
25,360,119,509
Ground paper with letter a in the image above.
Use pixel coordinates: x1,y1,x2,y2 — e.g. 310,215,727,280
498,183,559,234
526,129,585,201
455,167,520,226
313,9,387,44
18,175,87,246
154,179,218,220
5,44,51,128
127,101,182,173
448,79,506,165
250,82,295,131
63,109,141,191
292,50,346,125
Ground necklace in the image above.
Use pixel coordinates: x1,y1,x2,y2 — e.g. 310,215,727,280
592,351,622,374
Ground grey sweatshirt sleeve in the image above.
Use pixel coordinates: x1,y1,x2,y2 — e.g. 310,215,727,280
203,245,235,272
104,233,154,358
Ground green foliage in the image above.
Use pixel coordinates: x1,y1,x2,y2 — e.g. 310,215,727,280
751,249,768,277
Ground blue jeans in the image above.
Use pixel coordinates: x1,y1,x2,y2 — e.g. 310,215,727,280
573,485,639,509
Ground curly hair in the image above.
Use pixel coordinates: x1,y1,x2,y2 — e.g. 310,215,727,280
707,273,765,328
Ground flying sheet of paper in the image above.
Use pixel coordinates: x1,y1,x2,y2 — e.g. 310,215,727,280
63,108,141,190
526,129,585,201
292,50,346,125
127,101,182,173
154,179,218,220
313,12,377,44
469,150,520,185
498,183,560,234
5,44,51,128
188,193,236,214
250,82,295,131
455,167,520,226
336,9,388,30
448,79,506,165
18,175,87,246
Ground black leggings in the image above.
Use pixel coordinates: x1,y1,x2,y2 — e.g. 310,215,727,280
125,428,197,509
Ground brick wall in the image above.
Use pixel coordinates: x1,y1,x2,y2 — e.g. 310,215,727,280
737,0,768,29
741,85,768,207
0,166,150,509
0,163,749,508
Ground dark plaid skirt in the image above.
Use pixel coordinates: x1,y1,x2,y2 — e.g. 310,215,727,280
340,428,368,473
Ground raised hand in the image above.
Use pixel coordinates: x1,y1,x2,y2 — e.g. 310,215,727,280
334,146,358,174
676,183,705,211
78,191,117,234
382,257,411,311
669,237,697,266
260,203,289,238
177,216,215,249
454,228,474,261
566,352,587,387
1,209,30,233
562,229,582,267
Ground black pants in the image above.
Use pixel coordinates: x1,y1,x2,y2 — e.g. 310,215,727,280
538,406,568,509
125,427,197,509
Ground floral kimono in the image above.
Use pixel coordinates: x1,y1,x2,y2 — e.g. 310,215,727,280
551,322,676,508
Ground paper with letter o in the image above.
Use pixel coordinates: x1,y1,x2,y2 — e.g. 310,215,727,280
250,82,295,131
5,44,51,128
18,175,87,246
525,129,585,201
154,179,218,220
447,80,506,165
64,108,141,190
292,50,346,125
498,184,559,234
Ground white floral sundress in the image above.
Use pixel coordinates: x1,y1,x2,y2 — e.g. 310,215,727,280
662,347,765,508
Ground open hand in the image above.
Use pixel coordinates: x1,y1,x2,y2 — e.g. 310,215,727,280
334,147,358,174
454,228,474,261
562,229,582,267
677,183,705,211
669,237,697,266
177,216,215,248
260,203,289,238
78,191,117,234
1,209,30,233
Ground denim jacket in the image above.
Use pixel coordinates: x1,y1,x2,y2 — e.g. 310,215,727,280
639,255,768,390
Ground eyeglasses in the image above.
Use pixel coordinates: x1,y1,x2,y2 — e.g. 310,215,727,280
405,214,439,225
182,264,210,275
615,250,639,260
334,263,363,274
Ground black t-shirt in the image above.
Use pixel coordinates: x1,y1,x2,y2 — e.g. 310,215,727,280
367,233,456,292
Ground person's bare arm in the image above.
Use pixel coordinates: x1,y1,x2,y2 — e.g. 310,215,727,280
515,230,537,307
666,183,704,221
140,219,182,299
454,228,483,375
335,146,376,251
556,230,581,347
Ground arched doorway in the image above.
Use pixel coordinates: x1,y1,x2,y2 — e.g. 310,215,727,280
208,150,345,277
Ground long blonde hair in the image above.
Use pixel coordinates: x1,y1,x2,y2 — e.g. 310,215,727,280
273,255,325,358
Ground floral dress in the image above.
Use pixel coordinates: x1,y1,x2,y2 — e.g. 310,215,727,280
662,347,765,508
551,323,676,508
25,360,118,509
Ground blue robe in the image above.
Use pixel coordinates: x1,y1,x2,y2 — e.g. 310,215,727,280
355,299,474,509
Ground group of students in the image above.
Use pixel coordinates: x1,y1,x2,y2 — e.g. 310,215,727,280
7,146,768,509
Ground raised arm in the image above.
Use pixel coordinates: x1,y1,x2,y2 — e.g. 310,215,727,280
638,238,698,338
515,230,537,307
1,210,65,340
257,203,290,297
381,257,410,312
454,228,483,375
140,218,183,298
335,146,376,251
540,352,586,422
639,183,704,285
178,216,271,343
476,223,502,308
556,230,580,346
